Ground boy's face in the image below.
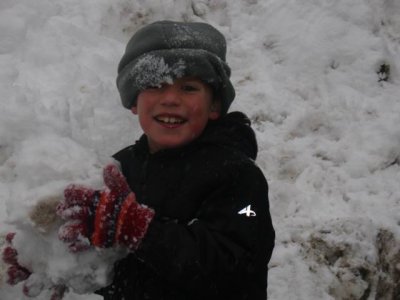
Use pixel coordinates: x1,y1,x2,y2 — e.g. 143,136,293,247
132,77,220,153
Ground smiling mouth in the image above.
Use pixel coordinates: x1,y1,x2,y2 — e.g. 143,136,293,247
154,115,186,125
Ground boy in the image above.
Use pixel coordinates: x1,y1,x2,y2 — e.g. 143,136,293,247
5,20,275,299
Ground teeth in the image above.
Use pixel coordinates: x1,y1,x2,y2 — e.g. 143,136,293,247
157,116,184,124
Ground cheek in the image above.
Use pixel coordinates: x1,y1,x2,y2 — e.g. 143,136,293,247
190,98,212,115
189,115,210,136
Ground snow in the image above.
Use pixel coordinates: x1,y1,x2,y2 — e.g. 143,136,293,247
1,0,400,299
120,54,186,90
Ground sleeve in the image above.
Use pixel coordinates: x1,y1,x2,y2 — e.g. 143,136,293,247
134,161,275,297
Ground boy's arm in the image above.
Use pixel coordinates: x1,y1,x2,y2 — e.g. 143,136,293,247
135,162,275,296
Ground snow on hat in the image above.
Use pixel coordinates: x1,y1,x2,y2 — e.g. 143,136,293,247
116,20,235,115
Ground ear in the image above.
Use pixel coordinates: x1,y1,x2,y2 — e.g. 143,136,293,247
209,101,221,120
131,106,138,115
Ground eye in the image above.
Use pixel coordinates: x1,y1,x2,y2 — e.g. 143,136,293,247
181,83,200,92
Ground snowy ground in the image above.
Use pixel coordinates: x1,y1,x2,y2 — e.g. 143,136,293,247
1,0,400,299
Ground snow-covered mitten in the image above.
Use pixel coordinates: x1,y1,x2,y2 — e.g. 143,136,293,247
2,233,31,285
57,163,155,252
1,233,67,299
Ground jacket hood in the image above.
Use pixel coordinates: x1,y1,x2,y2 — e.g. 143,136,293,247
200,111,258,160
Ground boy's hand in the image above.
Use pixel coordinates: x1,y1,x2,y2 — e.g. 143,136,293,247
57,164,155,252
1,233,67,299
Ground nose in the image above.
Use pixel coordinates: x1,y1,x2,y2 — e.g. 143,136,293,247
159,85,181,106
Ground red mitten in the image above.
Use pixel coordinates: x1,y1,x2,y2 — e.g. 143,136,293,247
2,233,67,299
57,163,155,251
56,186,97,252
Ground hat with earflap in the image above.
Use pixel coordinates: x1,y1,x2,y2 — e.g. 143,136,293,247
116,20,235,115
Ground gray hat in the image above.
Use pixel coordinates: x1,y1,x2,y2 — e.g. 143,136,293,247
116,20,235,115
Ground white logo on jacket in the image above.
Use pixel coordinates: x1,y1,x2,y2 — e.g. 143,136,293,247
238,205,256,217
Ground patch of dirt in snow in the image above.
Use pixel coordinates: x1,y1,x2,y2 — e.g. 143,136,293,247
301,221,400,299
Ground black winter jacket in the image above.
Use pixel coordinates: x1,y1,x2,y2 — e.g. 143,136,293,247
97,112,275,300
